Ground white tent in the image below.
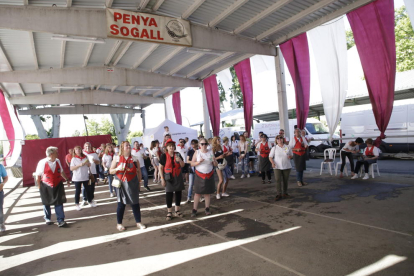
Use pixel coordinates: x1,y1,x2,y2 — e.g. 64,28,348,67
142,119,197,148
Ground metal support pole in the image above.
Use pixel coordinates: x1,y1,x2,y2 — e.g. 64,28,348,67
141,109,146,130
275,47,290,136
201,84,211,138
164,99,168,120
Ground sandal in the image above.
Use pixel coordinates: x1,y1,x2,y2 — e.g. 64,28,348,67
117,224,125,231
166,212,173,221
174,211,184,218
297,181,303,187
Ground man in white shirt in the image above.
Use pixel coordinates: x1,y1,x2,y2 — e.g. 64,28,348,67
352,138,379,180
35,146,70,227
132,141,150,191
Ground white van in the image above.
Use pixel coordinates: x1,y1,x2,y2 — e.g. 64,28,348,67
340,103,414,153
253,118,340,156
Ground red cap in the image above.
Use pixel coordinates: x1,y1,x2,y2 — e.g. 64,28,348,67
165,138,176,146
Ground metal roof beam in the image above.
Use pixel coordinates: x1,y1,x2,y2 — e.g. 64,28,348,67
0,67,201,88
182,0,205,19
82,43,95,67
152,87,171,97
112,41,133,66
138,0,151,10
187,52,235,78
233,0,294,34
105,40,122,65
256,0,335,41
168,53,204,76
272,0,375,45
0,83,10,98
152,0,165,11
0,6,276,56
132,44,159,69
66,0,72,7
28,31,39,69
39,84,43,94
18,105,141,115
0,38,26,96
151,47,183,72
105,0,114,8
125,86,134,94
209,0,248,28
9,90,164,105
111,85,118,92
201,54,252,79
60,40,66,68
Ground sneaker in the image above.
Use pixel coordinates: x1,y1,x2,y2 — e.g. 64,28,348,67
241,174,245,179
247,174,250,178
90,200,97,207
81,200,88,206
45,219,53,225
0,224,6,232
137,223,147,229
205,207,212,215
221,192,230,197
216,194,221,200
145,186,151,192
230,175,236,180
110,192,114,197
75,204,82,211
58,221,67,227
191,209,197,217
351,174,359,179
184,199,192,204
200,197,205,203
363,174,369,180
153,179,157,183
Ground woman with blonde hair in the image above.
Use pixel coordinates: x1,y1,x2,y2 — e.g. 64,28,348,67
110,141,145,231
212,137,231,199
150,140,160,183
102,143,115,197
70,146,94,210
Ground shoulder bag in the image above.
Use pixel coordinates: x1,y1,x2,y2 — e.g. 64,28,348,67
112,157,130,188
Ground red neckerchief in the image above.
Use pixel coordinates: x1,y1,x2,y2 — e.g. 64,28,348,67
132,148,140,152
107,152,114,157
74,155,84,159
83,150,94,154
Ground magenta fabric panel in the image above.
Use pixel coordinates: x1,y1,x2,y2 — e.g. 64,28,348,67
234,59,254,136
280,33,310,129
172,91,182,125
0,90,15,166
203,75,221,136
347,0,396,147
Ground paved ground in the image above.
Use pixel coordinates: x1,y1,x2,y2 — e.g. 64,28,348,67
1,165,413,276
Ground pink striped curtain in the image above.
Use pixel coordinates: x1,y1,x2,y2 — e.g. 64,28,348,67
0,90,15,166
203,75,221,136
234,59,254,136
280,33,310,129
172,91,182,125
347,0,396,147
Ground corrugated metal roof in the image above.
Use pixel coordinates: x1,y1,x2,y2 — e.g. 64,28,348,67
88,40,117,67
156,0,194,18
117,41,158,68
34,32,61,69
72,0,105,8
30,0,67,7
0,29,34,70
189,0,236,25
20,83,40,94
174,54,218,77
193,52,246,79
156,50,198,74
138,44,181,71
64,41,90,68
2,83,23,95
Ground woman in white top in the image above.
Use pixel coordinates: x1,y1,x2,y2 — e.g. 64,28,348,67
189,138,217,217
230,135,239,175
102,143,115,197
150,140,160,183
70,146,94,210
339,137,364,178
351,138,380,180
238,135,250,178
83,142,99,205
269,135,293,201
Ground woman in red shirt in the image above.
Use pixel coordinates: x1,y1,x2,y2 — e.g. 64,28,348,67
289,129,309,186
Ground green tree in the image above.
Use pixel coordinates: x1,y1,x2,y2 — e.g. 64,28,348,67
218,80,227,112
127,131,143,142
81,118,118,144
25,134,40,140
229,66,243,108
72,130,81,137
346,29,355,50
395,6,414,72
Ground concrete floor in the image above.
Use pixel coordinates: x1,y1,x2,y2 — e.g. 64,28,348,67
1,168,413,276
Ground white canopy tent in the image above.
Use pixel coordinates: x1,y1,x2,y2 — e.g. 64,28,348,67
142,119,197,148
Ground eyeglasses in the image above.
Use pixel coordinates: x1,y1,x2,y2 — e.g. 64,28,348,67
201,143,208,146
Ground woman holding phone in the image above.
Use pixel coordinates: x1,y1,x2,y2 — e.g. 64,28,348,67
70,146,94,210
159,139,185,221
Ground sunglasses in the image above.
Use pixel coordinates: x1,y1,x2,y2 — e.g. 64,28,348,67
201,143,208,146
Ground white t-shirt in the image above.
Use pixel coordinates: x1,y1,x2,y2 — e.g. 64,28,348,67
70,156,90,182
269,145,293,170
342,141,359,152
114,147,119,155
238,141,248,154
364,146,380,157
176,145,188,163
151,147,159,159
83,151,99,174
35,158,64,177
102,154,113,169
195,149,214,173
163,131,170,137
230,140,239,153
131,148,145,168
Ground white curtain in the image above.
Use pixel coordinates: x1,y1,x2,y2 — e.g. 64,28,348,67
308,18,348,139
164,95,176,122
404,0,414,32
217,69,233,111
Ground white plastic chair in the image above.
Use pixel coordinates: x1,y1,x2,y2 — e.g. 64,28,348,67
320,148,337,175
359,162,380,178
335,150,349,176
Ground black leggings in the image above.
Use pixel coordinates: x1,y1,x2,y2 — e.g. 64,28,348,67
74,181,92,204
261,170,271,180
117,202,141,224
340,151,355,172
166,191,182,208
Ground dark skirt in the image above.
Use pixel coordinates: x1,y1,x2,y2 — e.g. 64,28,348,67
194,169,215,194
293,154,307,172
258,156,271,172
117,175,140,205
165,172,185,192
39,181,67,206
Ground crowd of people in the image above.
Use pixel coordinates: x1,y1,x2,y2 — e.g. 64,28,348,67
0,127,380,233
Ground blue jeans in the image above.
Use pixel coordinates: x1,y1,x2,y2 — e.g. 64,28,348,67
0,190,4,224
296,171,304,182
106,172,114,193
241,152,249,175
43,204,65,223
83,173,97,201
117,202,141,224
140,167,148,188
187,172,194,200
98,164,105,179
231,152,239,174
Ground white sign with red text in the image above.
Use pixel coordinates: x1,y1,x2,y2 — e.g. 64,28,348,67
106,8,192,47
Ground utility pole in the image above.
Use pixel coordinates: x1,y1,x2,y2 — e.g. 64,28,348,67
83,115,89,136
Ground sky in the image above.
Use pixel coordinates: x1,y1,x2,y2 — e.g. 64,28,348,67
16,0,407,138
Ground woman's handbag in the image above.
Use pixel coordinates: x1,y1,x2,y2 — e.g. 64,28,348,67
217,157,227,170
112,160,129,188
88,173,95,185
